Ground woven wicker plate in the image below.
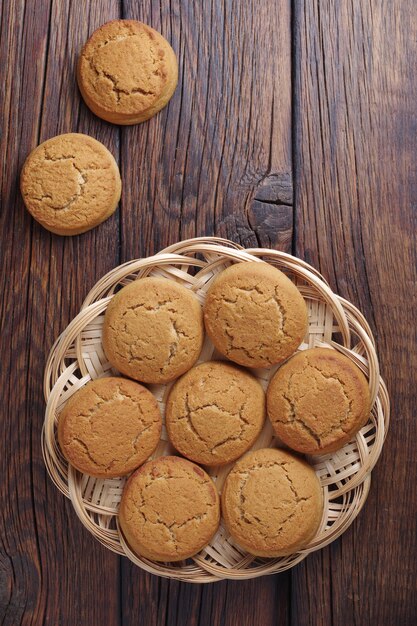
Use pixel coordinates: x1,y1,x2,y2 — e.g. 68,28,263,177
42,237,389,583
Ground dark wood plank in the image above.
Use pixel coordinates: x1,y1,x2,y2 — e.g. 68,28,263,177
199,578,288,626
292,1,417,624
118,0,293,624
120,0,293,259
0,1,123,625
0,4,50,625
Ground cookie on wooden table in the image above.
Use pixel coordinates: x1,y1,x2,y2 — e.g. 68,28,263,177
20,133,121,235
58,377,161,477
102,278,204,384
221,448,323,557
267,347,371,455
77,19,178,125
119,456,220,562
203,262,308,368
166,361,266,466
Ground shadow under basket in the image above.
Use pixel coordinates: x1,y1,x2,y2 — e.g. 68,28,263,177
42,237,390,583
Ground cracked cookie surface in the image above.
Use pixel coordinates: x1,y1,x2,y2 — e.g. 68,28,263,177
166,361,265,466
102,278,204,384
203,262,308,368
221,448,322,557
119,455,220,562
58,377,161,477
20,133,121,235
267,347,371,455
77,20,178,125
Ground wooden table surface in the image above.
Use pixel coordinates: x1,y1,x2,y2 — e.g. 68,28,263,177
1,1,416,624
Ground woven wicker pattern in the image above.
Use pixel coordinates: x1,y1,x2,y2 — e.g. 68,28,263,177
42,237,390,583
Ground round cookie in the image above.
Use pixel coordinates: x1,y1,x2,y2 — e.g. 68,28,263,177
221,448,323,557
119,456,220,562
166,361,266,466
203,262,308,368
267,348,371,455
77,20,178,125
102,278,204,384
20,133,121,235
58,377,161,477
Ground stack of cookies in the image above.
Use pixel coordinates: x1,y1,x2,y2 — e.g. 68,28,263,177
58,262,371,562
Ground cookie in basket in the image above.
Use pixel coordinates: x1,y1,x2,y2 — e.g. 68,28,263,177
103,277,204,384
203,262,308,368
267,347,371,455
57,377,161,477
119,456,220,562
166,361,265,466
77,19,178,125
221,448,323,557
20,133,121,235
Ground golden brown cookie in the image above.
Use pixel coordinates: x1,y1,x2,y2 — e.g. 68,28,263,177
203,262,308,368
77,20,178,125
20,133,121,235
119,456,220,561
58,377,161,477
221,448,323,557
102,278,204,384
267,348,371,455
166,361,265,466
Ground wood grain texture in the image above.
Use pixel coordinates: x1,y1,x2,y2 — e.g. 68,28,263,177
0,1,123,625
119,0,292,259
0,0,415,624
292,1,417,625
